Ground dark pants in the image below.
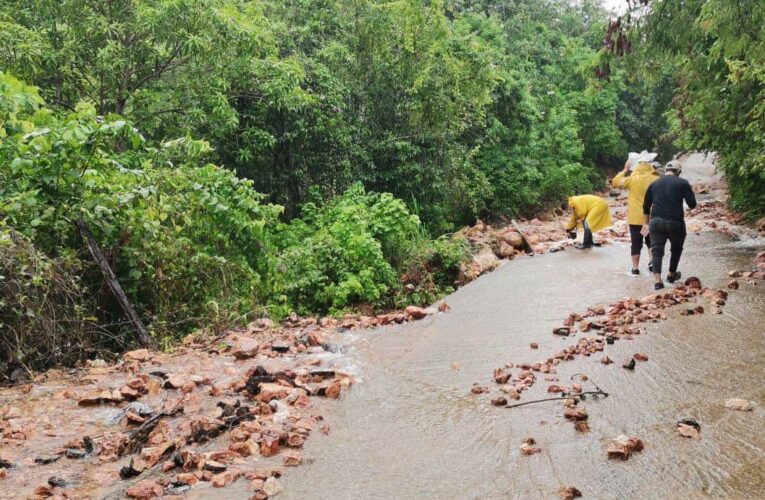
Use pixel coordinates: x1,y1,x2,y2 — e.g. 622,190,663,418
649,217,686,275
629,224,651,256
583,221,594,246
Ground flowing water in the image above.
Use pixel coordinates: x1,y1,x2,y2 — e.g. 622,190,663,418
269,156,765,499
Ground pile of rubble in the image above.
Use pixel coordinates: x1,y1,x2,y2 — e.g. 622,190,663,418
0,304,452,499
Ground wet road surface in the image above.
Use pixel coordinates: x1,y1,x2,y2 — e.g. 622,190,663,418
273,156,765,499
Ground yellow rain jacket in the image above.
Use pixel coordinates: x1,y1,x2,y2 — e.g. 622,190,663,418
566,195,612,233
611,162,659,225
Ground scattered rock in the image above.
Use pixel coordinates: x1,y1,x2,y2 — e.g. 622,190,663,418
727,279,739,290
263,476,283,497
530,343,539,349
77,388,123,406
203,460,227,473
563,407,588,421
607,435,644,460
728,270,742,278
559,486,582,499
633,353,649,362
490,396,507,406
724,398,753,411
126,480,164,499
404,305,431,320
282,451,302,466
124,349,152,362
684,277,702,289
622,358,636,370
573,421,590,433
600,356,612,365
471,384,489,395
676,419,701,439
232,338,260,360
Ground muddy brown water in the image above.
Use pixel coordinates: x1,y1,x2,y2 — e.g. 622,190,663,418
268,156,765,499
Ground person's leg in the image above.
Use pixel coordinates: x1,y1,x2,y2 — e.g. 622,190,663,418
667,222,687,279
582,221,593,247
645,232,653,271
629,225,643,272
649,219,668,287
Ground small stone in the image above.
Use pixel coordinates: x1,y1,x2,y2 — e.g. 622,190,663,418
490,396,508,406
727,279,739,290
724,398,753,411
622,358,636,370
530,343,539,349
263,477,283,497
126,480,164,498
633,353,649,362
558,486,582,499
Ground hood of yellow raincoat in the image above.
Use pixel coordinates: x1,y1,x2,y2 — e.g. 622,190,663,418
632,162,656,176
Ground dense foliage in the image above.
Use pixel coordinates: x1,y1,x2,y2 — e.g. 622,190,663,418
618,0,765,216
1,0,636,231
0,73,466,373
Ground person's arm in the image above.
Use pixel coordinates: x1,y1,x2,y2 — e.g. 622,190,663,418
684,181,697,209
565,210,578,232
641,184,653,236
611,171,628,188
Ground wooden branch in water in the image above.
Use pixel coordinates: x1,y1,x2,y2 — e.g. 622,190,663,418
75,219,154,348
505,390,609,409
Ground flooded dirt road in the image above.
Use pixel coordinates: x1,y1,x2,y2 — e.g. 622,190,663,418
2,155,763,500
276,156,765,499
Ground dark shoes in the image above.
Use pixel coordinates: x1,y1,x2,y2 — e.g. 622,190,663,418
648,262,653,273
575,243,592,250
654,282,665,291
631,269,640,276
667,271,682,284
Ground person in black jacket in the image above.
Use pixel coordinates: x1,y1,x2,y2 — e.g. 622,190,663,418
641,161,697,290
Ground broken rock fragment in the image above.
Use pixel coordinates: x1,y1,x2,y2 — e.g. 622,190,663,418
558,486,582,500
724,398,753,411
607,435,644,460
676,419,701,439
126,480,164,499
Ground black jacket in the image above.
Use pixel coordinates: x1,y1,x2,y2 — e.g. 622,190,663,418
643,175,697,223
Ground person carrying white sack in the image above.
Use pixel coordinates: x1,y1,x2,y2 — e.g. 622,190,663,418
611,151,660,275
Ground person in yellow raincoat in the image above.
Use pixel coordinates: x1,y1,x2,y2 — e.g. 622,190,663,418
565,195,613,249
611,155,660,274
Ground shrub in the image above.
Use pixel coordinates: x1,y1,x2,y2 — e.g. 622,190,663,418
0,228,101,378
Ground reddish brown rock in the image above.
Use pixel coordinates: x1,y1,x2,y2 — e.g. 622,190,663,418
404,305,430,320
126,480,164,499
232,338,260,360
559,486,582,499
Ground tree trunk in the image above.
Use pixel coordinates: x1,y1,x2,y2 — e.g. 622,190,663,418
75,219,154,348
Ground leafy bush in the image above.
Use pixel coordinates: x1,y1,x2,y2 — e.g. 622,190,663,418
274,184,424,314
0,228,100,378
0,72,282,342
